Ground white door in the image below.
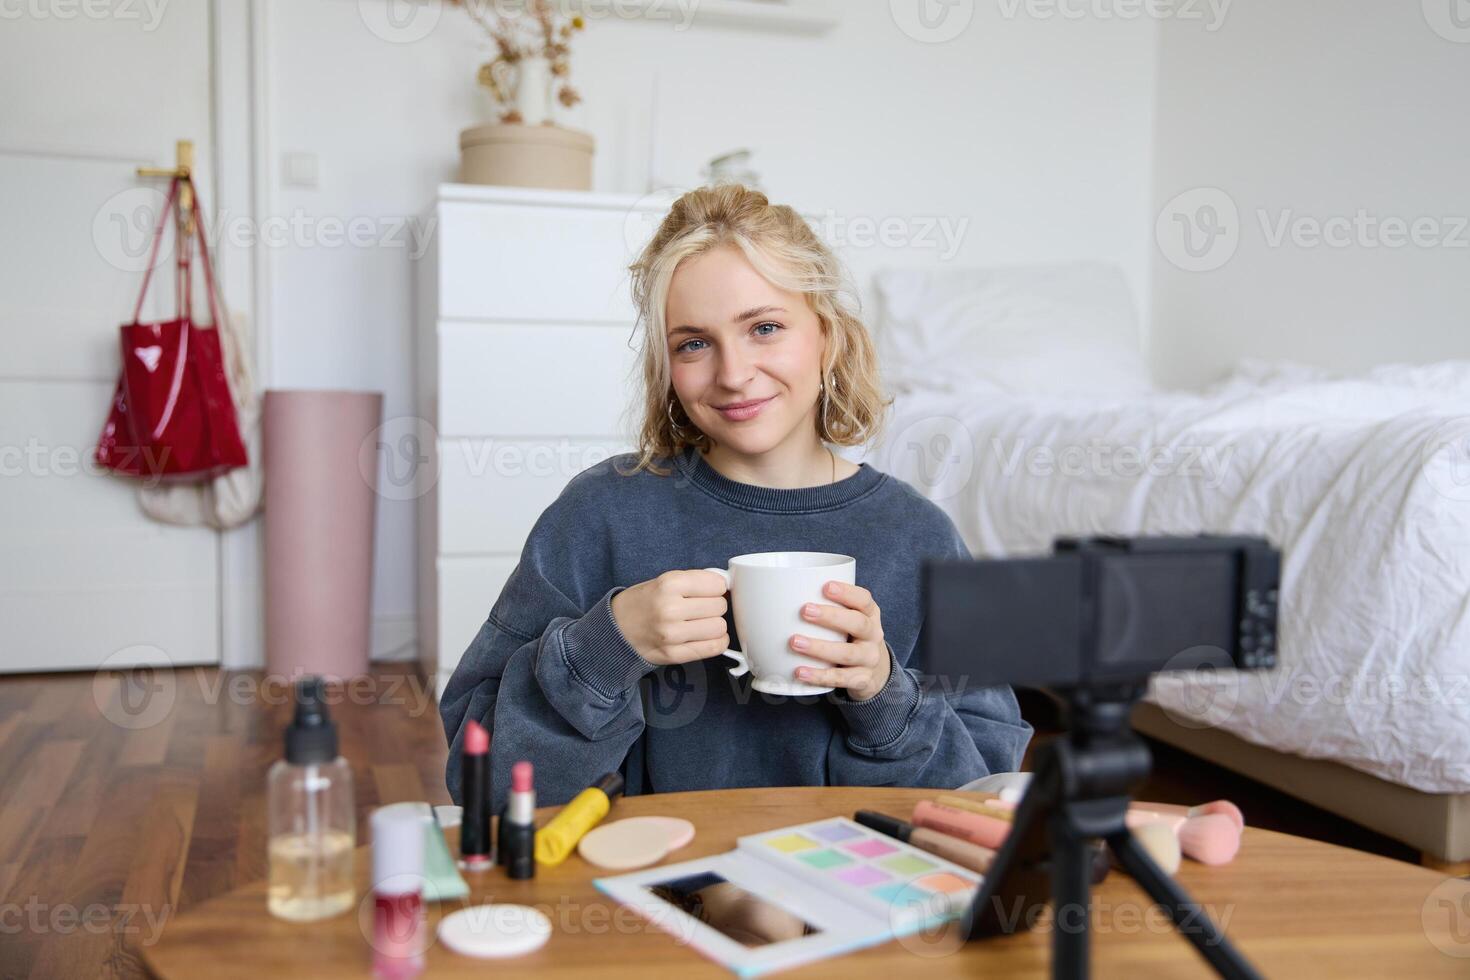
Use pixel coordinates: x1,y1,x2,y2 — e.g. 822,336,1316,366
0,4,222,672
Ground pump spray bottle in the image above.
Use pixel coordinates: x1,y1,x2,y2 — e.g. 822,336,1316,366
267,676,356,921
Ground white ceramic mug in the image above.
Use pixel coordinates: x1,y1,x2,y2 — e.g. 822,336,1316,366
703,551,857,696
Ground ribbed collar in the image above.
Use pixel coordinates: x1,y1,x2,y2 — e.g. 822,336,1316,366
673,445,886,514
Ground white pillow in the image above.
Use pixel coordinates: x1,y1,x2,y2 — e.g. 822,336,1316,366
872,261,1151,397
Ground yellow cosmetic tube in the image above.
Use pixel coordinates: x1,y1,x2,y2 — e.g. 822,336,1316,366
534,772,626,866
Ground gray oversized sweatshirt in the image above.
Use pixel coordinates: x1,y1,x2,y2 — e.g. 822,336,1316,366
439,445,1032,808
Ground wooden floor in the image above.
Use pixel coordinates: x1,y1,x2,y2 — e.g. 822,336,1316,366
0,665,450,979
0,671,1422,979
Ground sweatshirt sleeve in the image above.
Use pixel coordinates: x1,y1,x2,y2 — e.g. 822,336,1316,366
826,523,1033,788
438,493,655,809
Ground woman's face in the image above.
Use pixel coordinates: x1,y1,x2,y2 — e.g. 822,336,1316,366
664,244,825,456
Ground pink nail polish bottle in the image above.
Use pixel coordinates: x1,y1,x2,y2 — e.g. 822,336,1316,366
371,806,427,979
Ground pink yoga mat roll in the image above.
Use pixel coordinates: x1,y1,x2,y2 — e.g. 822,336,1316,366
263,389,383,681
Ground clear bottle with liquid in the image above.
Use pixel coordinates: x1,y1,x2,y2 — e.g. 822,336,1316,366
267,677,355,921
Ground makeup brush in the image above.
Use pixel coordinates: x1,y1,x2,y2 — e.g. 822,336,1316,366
936,794,1017,823
1176,813,1242,865
912,801,1011,850
1129,820,1182,875
1132,799,1245,831
1195,800,1246,830
953,794,1241,844
1124,808,1187,833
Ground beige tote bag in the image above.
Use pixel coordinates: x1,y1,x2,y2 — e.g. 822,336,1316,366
136,300,264,529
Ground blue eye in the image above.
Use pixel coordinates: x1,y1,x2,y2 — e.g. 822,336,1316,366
753,321,782,337
675,338,707,354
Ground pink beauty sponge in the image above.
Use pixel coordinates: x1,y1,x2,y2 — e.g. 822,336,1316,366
1178,813,1241,865
1194,799,1245,831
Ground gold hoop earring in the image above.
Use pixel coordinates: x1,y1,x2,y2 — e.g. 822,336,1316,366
667,397,691,443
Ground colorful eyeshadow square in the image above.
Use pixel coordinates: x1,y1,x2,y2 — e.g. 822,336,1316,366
798,849,853,870
871,882,939,913
869,883,915,904
914,872,975,895
765,834,819,853
880,854,936,876
836,866,891,887
842,838,898,858
810,822,864,843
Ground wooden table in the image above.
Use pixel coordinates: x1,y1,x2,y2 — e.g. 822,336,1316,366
144,787,1470,978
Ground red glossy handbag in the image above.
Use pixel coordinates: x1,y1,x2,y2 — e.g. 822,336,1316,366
95,175,248,481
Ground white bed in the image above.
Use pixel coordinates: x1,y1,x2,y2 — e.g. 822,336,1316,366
853,263,1470,805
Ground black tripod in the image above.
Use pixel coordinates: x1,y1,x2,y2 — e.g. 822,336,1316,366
960,684,1263,980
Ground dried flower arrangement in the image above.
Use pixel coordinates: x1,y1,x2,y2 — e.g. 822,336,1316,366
451,0,586,124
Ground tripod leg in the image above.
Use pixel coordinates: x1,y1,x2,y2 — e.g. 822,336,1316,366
1051,813,1094,980
1108,829,1263,980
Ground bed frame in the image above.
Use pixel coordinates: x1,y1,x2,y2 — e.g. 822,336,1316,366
1131,702,1470,871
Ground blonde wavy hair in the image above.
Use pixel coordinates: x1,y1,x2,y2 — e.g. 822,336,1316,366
618,184,891,477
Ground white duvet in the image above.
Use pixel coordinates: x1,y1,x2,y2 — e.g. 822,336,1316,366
858,360,1470,793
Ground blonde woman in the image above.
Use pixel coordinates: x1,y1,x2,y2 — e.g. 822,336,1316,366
440,185,1031,808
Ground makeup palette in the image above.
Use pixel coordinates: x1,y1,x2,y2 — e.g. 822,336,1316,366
594,815,983,978
739,817,980,926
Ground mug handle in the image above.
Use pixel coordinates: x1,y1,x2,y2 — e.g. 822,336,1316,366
702,567,747,676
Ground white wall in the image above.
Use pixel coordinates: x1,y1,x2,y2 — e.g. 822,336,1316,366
257,0,1160,663
1150,0,1470,389
0,3,233,675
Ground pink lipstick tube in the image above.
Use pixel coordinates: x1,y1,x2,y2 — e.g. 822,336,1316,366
458,719,493,871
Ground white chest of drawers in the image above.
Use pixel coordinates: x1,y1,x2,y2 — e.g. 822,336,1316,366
413,184,666,696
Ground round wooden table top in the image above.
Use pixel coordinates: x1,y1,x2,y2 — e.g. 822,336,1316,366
143,786,1470,978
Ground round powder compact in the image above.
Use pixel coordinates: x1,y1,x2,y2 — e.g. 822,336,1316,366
576,816,695,870
437,904,551,959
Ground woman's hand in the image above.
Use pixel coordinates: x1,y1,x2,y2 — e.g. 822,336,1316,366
789,581,891,700
610,570,730,667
